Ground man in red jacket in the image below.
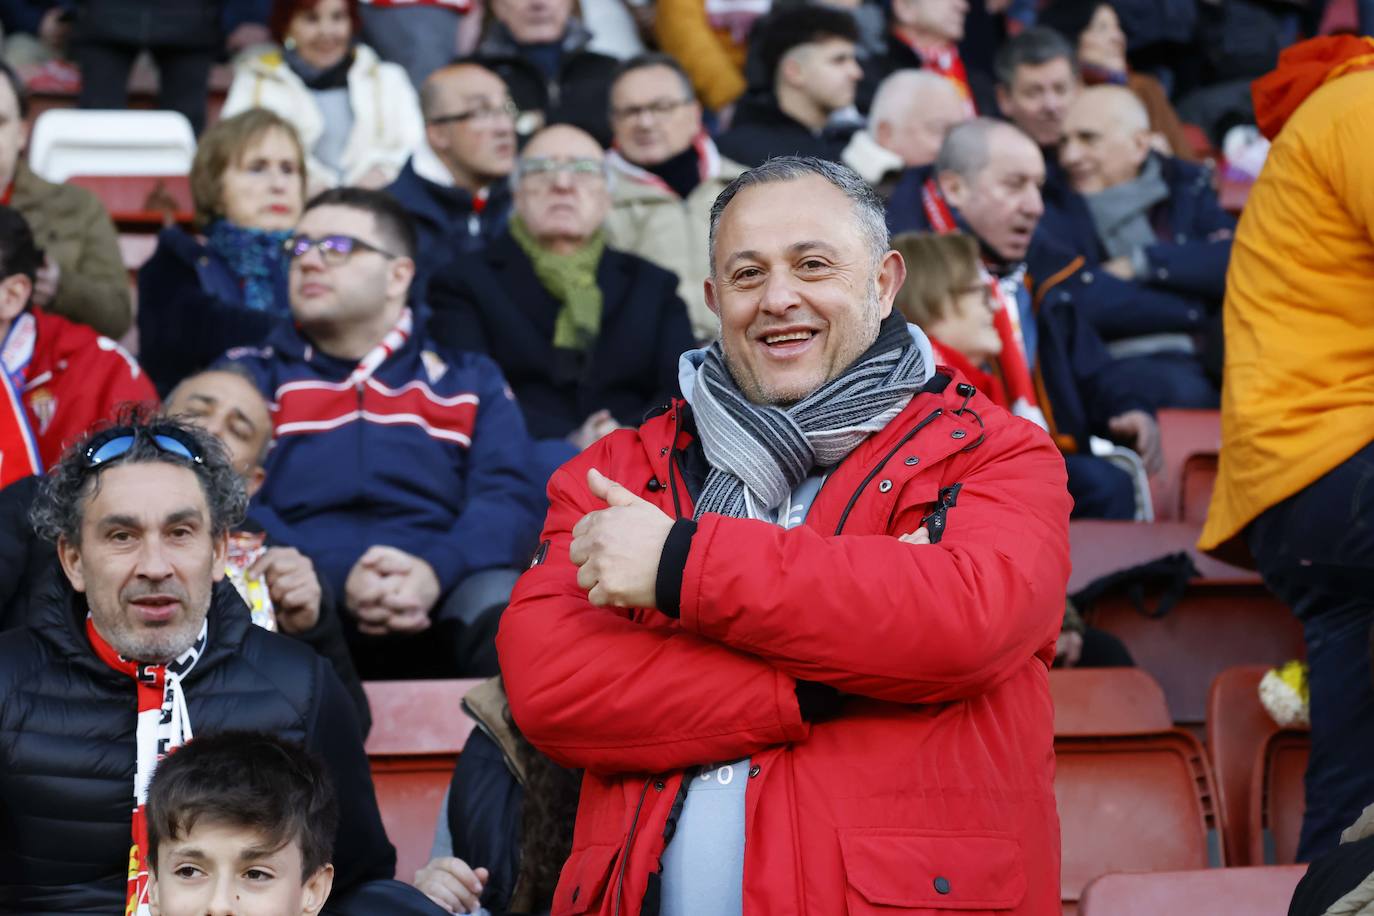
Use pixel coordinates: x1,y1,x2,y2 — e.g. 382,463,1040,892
0,205,155,485
499,156,1072,915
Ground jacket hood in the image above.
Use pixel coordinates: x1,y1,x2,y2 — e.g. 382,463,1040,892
1253,35,1374,140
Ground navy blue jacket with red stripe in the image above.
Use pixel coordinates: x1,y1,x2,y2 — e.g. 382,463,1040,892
219,316,544,601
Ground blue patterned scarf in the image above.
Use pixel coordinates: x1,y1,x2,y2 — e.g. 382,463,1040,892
204,220,292,315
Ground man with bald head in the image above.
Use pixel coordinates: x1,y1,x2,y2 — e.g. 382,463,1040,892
1056,85,1234,408
843,69,969,195
387,61,517,299
429,123,694,483
888,117,1168,517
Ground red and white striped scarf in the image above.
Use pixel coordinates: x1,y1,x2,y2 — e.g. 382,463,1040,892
893,32,978,116
918,178,1047,431
0,312,41,487
87,617,208,916
345,307,413,388
606,132,722,200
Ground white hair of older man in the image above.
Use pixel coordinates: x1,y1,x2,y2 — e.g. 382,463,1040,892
868,69,962,134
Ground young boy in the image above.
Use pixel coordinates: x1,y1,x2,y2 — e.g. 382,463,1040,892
145,731,339,916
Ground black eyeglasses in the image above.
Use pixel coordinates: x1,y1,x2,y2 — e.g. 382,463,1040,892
610,97,694,122
428,98,520,126
282,234,399,266
83,425,205,468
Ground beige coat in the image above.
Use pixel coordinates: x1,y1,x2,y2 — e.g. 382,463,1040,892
222,43,423,189
603,140,745,342
12,161,131,339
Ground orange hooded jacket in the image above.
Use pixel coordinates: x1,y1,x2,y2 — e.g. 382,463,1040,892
1199,37,1374,561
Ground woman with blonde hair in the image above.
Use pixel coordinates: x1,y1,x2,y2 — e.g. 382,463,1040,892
137,109,307,394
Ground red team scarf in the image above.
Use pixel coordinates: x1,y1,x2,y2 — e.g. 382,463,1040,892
893,32,978,116
607,132,722,199
0,312,42,487
345,307,413,387
87,616,208,916
918,179,1048,431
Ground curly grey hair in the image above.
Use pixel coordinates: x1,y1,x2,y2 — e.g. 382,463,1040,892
30,412,248,546
707,156,890,276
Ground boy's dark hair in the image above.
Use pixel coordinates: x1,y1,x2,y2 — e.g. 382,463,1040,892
0,205,42,284
303,186,418,260
146,731,339,879
753,4,860,88
993,26,1078,88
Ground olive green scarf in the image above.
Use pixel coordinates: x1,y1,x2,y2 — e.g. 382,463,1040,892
509,216,607,351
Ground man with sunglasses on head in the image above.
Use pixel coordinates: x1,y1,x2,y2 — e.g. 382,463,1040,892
0,416,417,914
602,53,748,343
221,187,543,681
428,123,694,486
387,61,519,300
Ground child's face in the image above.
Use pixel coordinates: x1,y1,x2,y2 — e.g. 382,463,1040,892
149,821,333,916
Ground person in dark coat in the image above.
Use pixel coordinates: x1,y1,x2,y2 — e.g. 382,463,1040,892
137,108,303,395
716,5,864,167
1054,85,1234,407
888,118,1165,519
0,415,398,913
428,124,694,485
413,678,580,915
0,367,374,736
386,61,517,301
858,0,998,115
471,0,619,146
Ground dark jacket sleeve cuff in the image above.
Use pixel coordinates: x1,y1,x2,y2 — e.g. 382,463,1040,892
654,518,697,618
795,680,843,722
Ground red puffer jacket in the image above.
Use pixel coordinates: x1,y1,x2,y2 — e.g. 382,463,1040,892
498,371,1072,916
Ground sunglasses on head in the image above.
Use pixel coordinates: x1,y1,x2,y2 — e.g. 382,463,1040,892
82,425,205,468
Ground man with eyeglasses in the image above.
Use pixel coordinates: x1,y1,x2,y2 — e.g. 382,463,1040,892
603,53,747,342
386,62,518,300
0,415,424,914
0,204,155,488
429,123,694,486
220,187,543,680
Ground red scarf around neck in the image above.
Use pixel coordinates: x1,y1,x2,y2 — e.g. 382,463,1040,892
894,30,977,115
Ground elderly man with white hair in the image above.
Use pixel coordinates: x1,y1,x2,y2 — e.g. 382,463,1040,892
1055,84,1235,408
842,69,970,195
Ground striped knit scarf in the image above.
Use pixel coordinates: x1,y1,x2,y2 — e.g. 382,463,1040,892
691,316,928,521
87,617,208,916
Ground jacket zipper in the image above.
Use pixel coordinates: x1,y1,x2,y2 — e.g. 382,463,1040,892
667,406,685,519
613,778,653,916
832,407,944,535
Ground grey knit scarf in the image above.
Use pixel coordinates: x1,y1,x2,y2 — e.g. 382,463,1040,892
1084,155,1170,260
691,315,929,521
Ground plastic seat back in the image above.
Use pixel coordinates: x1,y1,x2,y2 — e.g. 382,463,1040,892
1079,865,1307,915
362,679,482,882
1050,668,1173,736
1250,730,1310,865
1057,730,1224,906
1148,409,1220,522
29,109,196,182
66,174,193,228
1207,665,1278,865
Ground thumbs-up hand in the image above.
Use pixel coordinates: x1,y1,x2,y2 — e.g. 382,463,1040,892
569,468,674,608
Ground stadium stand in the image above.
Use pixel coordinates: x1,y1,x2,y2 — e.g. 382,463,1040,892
362,679,482,882
28,109,195,182
1079,865,1308,915
1050,667,1173,736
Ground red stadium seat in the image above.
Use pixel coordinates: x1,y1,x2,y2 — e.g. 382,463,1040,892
1069,521,1301,725
67,174,194,231
1207,666,1284,865
362,679,482,883
1250,730,1310,866
1149,409,1221,523
1079,865,1307,915
1050,668,1173,736
1056,730,1225,908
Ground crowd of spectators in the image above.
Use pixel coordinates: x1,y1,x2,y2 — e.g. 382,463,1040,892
0,0,1366,911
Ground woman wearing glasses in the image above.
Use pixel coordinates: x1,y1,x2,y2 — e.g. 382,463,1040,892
137,109,306,396
221,0,424,192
